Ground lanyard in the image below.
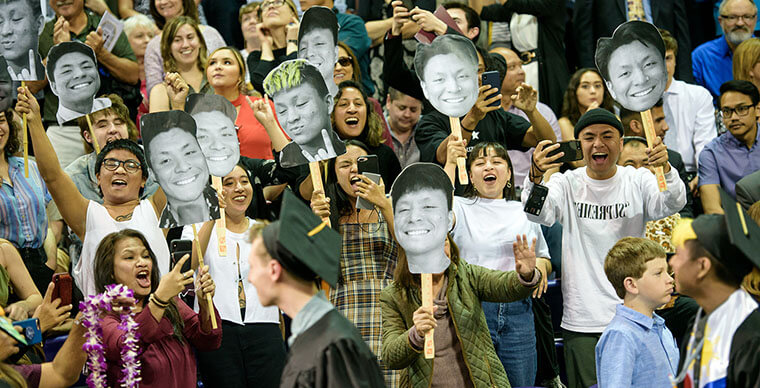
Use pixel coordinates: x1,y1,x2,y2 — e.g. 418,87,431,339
669,307,705,387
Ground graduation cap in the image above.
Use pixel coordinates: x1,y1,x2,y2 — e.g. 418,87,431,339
689,190,760,280
262,191,341,287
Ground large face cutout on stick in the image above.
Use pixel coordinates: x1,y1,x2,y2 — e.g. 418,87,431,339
595,21,667,112
0,0,45,81
390,163,454,274
263,59,346,168
141,111,220,228
415,34,479,118
298,6,339,99
46,41,112,125
185,94,241,177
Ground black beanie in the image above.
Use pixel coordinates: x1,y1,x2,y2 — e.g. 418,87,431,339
573,108,624,138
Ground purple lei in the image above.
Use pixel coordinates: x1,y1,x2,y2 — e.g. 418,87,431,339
80,284,142,388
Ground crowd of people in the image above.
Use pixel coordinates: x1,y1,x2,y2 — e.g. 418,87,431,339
1,0,760,387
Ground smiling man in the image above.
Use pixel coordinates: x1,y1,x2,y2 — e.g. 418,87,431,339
595,21,668,113
298,6,339,98
0,0,45,81
523,108,686,388
141,110,220,228
263,59,345,167
46,41,112,125
698,80,760,214
385,87,422,168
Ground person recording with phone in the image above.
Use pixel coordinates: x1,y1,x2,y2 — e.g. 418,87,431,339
308,140,401,387
520,108,686,388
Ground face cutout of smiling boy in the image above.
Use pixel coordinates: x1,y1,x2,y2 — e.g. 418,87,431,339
185,93,241,177
46,41,112,125
298,6,339,98
415,34,479,118
595,21,668,112
390,163,454,274
0,0,45,81
263,59,346,168
141,110,220,228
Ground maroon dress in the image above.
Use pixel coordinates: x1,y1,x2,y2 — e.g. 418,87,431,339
102,298,222,387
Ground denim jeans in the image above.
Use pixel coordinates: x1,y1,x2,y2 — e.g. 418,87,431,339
482,299,537,387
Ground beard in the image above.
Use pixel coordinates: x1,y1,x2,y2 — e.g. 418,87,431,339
726,27,753,46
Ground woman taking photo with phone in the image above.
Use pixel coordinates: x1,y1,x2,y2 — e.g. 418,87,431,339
93,229,221,387
309,140,400,387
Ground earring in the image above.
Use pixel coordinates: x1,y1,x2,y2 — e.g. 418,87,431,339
506,181,512,189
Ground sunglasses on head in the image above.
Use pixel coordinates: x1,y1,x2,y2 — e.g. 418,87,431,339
337,56,353,67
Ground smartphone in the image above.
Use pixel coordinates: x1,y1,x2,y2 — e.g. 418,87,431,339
546,140,583,163
357,155,379,175
356,172,382,210
170,239,193,273
482,71,501,107
14,318,42,345
401,0,414,9
51,273,72,306
524,184,549,216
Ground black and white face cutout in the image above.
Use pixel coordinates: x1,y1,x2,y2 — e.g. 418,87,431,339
0,0,45,81
390,163,454,274
141,111,220,228
298,6,339,98
263,59,346,168
185,94,241,177
415,34,479,118
595,21,667,112
0,56,13,112
46,41,112,125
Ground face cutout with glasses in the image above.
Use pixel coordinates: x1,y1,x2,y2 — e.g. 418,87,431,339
102,158,142,174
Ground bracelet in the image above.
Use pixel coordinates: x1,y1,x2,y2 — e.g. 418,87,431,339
150,294,169,308
461,125,474,133
287,39,298,44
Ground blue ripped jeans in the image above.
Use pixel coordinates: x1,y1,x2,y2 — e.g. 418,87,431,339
482,299,537,387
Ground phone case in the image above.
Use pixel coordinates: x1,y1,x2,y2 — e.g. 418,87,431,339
14,318,42,345
546,141,583,163
482,71,501,107
524,184,549,216
52,273,72,306
356,173,382,210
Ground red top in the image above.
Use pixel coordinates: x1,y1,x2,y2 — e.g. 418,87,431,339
233,93,283,160
102,298,222,388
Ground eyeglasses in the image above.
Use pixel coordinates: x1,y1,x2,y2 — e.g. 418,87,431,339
337,56,353,67
261,0,285,11
720,13,757,22
720,104,755,118
102,158,141,174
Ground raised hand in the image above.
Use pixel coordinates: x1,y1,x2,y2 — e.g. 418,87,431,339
256,23,274,48
410,7,446,35
511,83,537,113
53,16,71,45
533,258,551,298
195,264,215,300
645,136,671,173
412,305,437,336
154,254,195,302
466,85,502,124
356,175,388,208
513,234,537,281
165,72,189,110
310,189,331,219
445,135,467,167
15,86,41,121
250,95,278,128
85,28,106,57
530,140,563,183
33,282,73,333
391,0,411,36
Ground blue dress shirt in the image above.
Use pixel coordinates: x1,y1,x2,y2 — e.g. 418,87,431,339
692,36,734,102
698,123,760,198
595,304,679,388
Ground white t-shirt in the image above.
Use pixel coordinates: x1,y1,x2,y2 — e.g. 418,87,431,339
451,197,549,272
77,200,170,297
521,165,686,332
182,220,280,325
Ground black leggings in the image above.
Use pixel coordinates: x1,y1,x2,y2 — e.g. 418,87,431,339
18,247,54,295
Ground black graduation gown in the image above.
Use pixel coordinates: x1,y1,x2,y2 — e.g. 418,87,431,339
279,309,386,388
727,308,760,388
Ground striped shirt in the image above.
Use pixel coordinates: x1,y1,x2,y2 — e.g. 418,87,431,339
0,157,51,248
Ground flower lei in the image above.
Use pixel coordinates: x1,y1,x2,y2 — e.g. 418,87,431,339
79,284,142,388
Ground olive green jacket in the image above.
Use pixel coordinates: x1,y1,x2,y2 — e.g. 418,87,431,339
380,261,537,388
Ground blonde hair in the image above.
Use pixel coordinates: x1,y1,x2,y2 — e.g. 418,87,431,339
733,38,760,82
604,237,667,299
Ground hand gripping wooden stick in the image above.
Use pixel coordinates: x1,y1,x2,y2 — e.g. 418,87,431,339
640,110,667,192
309,161,333,296
192,223,218,329
448,117,469,185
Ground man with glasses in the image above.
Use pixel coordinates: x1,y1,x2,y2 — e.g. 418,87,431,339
698,80,760,214
693,0,758,100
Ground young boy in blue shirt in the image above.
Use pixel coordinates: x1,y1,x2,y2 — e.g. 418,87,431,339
595,237,680,387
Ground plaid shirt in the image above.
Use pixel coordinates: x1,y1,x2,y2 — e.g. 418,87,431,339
330,219,400,388
0,157,51,248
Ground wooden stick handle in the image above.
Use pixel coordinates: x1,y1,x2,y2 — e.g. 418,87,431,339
309,161,332,296
192,223,218,329
211,176,227,257
448,117,468,185
640,110,667,192
85,114,100,154
21,81,28,178
421,273,434,359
